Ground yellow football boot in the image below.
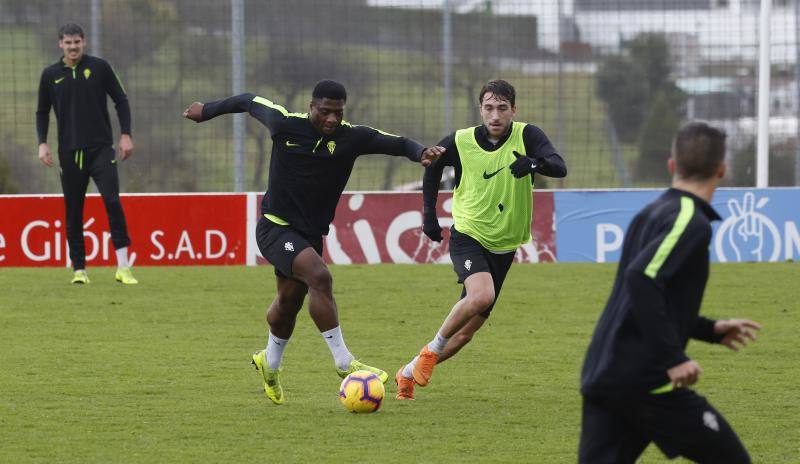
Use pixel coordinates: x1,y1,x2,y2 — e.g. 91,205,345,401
251,350,285,405
115,267,139,285
336,359,389,384
71,270,90,284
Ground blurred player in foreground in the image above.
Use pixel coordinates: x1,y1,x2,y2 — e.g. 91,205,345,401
579,122,760,463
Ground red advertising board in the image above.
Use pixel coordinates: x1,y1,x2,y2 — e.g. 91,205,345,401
2,192,553,267
254,192,556,264
0,194,247,267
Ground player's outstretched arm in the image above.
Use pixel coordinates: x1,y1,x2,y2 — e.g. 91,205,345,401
184,94,286,134
713,319,761,351
183,93,258,123
356,126,443,165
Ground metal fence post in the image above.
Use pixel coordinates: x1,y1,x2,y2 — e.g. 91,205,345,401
231,0,245,192
90,0,101,57
443,0,453,137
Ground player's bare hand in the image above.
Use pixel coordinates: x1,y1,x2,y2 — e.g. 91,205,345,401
183,102,205,122
714,318,761,351
118,134,134,161
667,359,701,389
421,146,445,167
38,143,53,167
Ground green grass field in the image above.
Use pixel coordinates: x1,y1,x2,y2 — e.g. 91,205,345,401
1,263,798,463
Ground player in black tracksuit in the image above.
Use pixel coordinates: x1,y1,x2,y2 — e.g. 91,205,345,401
183,79,444,404
579,123,761,463
35,23,136,284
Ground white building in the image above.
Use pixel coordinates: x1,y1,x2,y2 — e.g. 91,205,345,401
368,0,800,63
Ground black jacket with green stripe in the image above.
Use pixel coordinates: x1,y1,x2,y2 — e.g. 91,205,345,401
581,188,723,398
36,55,131,151
200,93,424,236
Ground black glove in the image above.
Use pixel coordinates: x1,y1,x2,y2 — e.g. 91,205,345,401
423,213,443,242
509,151,538,178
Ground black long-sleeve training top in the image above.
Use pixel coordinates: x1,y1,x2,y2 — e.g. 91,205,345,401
581,188,723,398
201,93,425,236
36,55,131,150
422,123,566,216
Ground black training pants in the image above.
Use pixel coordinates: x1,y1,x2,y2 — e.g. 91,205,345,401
59,146,131,270
579,390,750,464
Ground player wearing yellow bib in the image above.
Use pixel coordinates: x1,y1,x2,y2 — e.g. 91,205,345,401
396,80,567,400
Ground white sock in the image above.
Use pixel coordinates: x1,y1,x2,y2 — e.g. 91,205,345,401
427,332,449,355
322,326,354,370
265,332,289,371
402,355,419,379
115,247,129,268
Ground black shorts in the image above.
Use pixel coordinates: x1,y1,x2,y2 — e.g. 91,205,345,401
579,390,750,464
256,217,323,278
448,227,515,319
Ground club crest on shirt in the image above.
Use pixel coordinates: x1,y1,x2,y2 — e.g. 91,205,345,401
327,141,336,154
703,411,719,432
83,68,92,79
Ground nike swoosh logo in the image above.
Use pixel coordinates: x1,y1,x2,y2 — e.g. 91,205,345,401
54,77,65,84
324,335,333,339
285,141,301,147
483,167,504,179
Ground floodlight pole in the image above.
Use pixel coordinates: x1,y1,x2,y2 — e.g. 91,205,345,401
231,0,245,192
756,0,771,188
443,0,453,136
556,0,566,188
90,0,101,56
556,0,564,148
795,0,800,185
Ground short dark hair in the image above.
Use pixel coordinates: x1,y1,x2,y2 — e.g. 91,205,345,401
59,23,85,39
479,79,515,106
312,79,347,102
672,122,727,180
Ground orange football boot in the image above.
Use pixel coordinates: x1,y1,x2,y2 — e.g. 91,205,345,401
395,368,415,400
411,346,439,387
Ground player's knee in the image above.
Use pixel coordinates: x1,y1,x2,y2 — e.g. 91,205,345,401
305,268,333,292
467,287,495,311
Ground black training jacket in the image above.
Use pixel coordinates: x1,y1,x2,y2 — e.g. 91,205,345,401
581,188,723,398
201,93,424,236
36,54,131,151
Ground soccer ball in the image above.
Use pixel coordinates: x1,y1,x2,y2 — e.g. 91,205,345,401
339,370,385,413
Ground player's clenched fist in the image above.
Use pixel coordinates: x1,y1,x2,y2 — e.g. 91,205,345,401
667,359,702,389
183,102,205,122
421,146,445,167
